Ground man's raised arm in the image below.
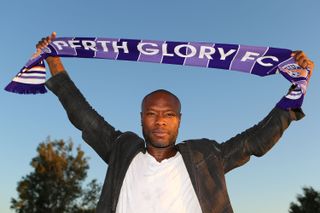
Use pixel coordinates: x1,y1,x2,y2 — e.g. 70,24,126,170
38,32,122,164
219,51,314,173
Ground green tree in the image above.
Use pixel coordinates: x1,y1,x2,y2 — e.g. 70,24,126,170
11,138,101,213
289,187,320,213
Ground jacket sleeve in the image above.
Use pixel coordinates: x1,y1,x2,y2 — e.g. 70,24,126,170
45,71,122,163
220,107,305,173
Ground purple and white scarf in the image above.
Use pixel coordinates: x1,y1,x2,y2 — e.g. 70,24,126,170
5,37,312,110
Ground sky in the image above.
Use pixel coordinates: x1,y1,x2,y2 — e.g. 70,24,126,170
0,0,319,212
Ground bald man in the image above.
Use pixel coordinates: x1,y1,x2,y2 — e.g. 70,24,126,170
39,33,314,213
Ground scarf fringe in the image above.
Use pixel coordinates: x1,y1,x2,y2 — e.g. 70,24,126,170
5,81,47,94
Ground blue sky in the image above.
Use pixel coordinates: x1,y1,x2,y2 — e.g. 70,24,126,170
1,0,319,212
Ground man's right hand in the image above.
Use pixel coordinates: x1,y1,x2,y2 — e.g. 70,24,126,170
35,32,65,76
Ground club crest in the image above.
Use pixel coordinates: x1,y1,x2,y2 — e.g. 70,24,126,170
280,63,308,78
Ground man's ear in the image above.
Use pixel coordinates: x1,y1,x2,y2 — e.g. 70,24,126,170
140,112,143,126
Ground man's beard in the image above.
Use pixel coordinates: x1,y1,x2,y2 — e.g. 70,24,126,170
145,140,175,149
143,130,176,149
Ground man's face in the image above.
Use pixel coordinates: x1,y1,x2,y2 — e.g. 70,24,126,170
141,92,181,149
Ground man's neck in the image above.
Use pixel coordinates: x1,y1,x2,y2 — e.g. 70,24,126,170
146,145,177,162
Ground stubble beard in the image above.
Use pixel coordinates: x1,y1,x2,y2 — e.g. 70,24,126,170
143,131,176,149
146,140,175,149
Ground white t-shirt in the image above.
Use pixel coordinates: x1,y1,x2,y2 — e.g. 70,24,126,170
116,151,202,213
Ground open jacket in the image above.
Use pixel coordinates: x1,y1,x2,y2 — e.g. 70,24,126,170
46,72,304,213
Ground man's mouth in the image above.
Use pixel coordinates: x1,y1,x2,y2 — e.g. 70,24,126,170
152,129,168,137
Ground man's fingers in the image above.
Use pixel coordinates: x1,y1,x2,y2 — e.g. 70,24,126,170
291,50,313,69
294,51,305,61
51,32,56,40
308,60,314,69
36,37,47,49
36,35,53,49
44,36,51,45
36,37,45,48
297,57,309,69
33,32,57,59
307,60,314,78
291,50,314,82
291,50,302,57
301,59,309,69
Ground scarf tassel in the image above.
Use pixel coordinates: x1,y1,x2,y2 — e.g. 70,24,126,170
5,81,47,94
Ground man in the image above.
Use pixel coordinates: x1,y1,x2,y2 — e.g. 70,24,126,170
38,32,314,213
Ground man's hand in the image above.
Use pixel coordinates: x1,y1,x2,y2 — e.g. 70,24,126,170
276,51,314,110
35,32,65,76
34,32,56,58
291,50,314,80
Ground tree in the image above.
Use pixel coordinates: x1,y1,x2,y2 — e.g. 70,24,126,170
11,138,101,213
289,187,320,213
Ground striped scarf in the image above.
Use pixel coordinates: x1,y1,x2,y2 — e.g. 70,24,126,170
5,37,311,109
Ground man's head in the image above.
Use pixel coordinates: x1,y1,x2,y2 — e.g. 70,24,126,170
141,89,181,149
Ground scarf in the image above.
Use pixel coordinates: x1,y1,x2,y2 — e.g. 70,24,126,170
4,37,311,110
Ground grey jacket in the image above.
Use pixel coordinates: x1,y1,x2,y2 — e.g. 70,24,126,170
46,72,304,213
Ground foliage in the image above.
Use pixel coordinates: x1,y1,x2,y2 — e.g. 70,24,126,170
11,138,101,213
289,187,320,213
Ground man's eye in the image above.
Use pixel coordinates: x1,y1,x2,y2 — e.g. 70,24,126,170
166,113,176,117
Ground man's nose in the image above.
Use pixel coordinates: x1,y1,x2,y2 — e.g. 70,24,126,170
155,115,166,126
